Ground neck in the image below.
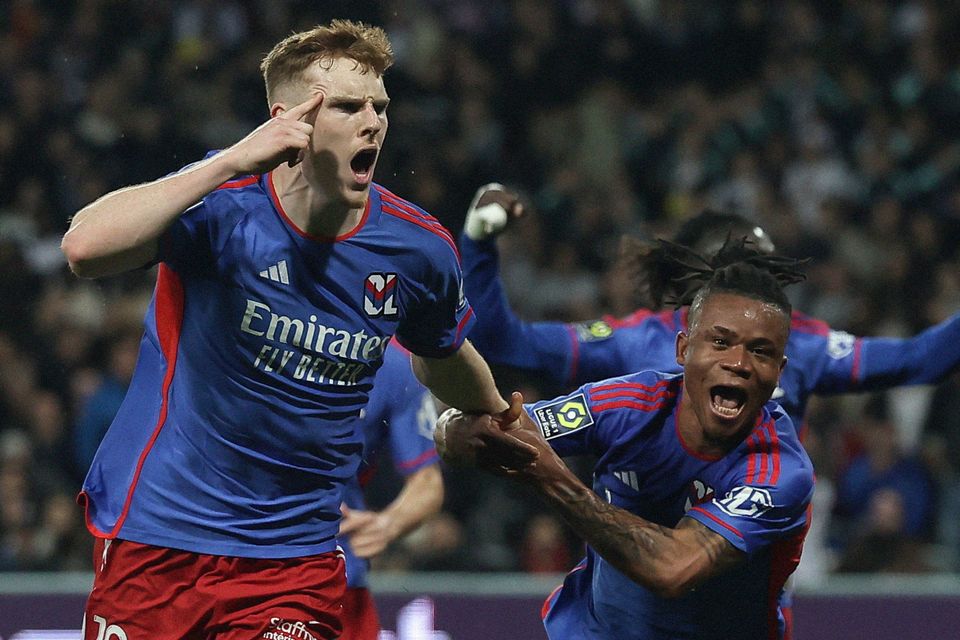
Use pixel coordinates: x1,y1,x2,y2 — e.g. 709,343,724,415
271,164,365,238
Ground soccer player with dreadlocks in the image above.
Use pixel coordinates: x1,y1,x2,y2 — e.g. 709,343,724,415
437,247,814,640
461,186,960,437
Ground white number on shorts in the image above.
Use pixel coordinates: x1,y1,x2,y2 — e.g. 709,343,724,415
90,614,128,640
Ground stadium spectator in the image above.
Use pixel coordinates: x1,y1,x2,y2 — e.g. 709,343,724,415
71,331,139,477
833,402,937,548
519,513,574,574
437,248,814,639
60,19,519,640
3,0,960,580
836,487,933,574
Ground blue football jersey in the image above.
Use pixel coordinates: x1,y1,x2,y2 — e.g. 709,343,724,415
79,168,472,558
529,371,814,640
462,234,960,431
340,340,439,587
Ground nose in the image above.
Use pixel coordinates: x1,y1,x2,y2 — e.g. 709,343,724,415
719,345,751,377
359,103,382,138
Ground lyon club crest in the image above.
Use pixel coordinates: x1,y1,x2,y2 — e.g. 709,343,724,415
364,273,399,317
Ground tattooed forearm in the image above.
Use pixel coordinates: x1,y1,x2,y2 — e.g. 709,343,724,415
536,467,742,597
677,517,743,576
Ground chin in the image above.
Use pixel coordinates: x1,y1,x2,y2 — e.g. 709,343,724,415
341,184,370,207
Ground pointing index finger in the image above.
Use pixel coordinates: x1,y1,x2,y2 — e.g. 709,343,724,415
280,91,324,121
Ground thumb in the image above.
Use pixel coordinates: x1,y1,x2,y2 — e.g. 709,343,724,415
494,391,524,429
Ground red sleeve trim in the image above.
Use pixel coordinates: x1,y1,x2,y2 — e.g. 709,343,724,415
690,506,744,540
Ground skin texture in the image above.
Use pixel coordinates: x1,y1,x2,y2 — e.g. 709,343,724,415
339,464,443,558
435,291,791,597
270,58,390,237
676,292,788,457
60,91,323,278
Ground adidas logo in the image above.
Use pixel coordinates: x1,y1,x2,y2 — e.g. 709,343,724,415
259,260,289,284
613,470,639,491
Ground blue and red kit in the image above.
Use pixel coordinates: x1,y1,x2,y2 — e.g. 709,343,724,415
462,235,960,431
341,339,439,589
530,371,815,640
79,166,472,559
338,340,440,639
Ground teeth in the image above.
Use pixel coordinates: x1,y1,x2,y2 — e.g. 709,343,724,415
715,404,741,417
712,395,743,417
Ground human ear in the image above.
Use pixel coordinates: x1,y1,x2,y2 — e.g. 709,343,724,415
676,332,689,366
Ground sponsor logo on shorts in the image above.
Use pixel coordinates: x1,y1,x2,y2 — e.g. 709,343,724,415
262,619,319,640
574,320,614,342
534,394,594,439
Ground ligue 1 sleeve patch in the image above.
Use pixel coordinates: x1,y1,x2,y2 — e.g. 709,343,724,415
574,320,614,342
534,394,594,439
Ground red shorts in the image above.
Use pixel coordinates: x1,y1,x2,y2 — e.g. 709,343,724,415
339,587,380,640
82,537,346,640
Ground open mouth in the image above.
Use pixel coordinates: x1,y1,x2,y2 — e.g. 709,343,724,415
350,148,378,182
709,385,747,420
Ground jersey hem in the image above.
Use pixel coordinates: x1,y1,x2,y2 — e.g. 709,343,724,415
109,526,341,559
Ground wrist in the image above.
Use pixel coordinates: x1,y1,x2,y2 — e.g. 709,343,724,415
379,510,402,541
527,455,585,503
210,147,255,180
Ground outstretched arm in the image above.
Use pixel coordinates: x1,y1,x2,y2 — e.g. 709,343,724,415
411,340,508,414
436,395,744,597
340,464,443,558
61,92,324,278
530,450,743,598
810,313,960,394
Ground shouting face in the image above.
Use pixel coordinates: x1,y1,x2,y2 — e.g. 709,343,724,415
290,56,389,208
676,292,788,454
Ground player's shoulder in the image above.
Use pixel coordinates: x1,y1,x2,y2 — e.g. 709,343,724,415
372,183,459,257
585,370,682,416
787,310,861,361
746,403,815,492
788,309,832,337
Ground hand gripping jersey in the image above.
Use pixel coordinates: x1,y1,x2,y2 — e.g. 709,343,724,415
462,235,960,431
340,340,439,588
531,371,815,640
79,169,472,558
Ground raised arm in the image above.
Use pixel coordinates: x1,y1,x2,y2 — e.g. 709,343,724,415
61,92,324,278
460,185,580,388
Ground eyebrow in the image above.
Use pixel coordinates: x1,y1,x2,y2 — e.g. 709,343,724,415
710,325,776,346
326,96,390,107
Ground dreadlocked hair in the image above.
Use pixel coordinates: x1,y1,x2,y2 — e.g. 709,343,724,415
663,236,807,307
668,238,807,330
620,234,806,310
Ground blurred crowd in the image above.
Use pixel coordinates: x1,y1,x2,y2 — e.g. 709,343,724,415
2,0,960,581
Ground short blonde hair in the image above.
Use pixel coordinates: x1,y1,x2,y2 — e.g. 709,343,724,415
260,19,394,103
